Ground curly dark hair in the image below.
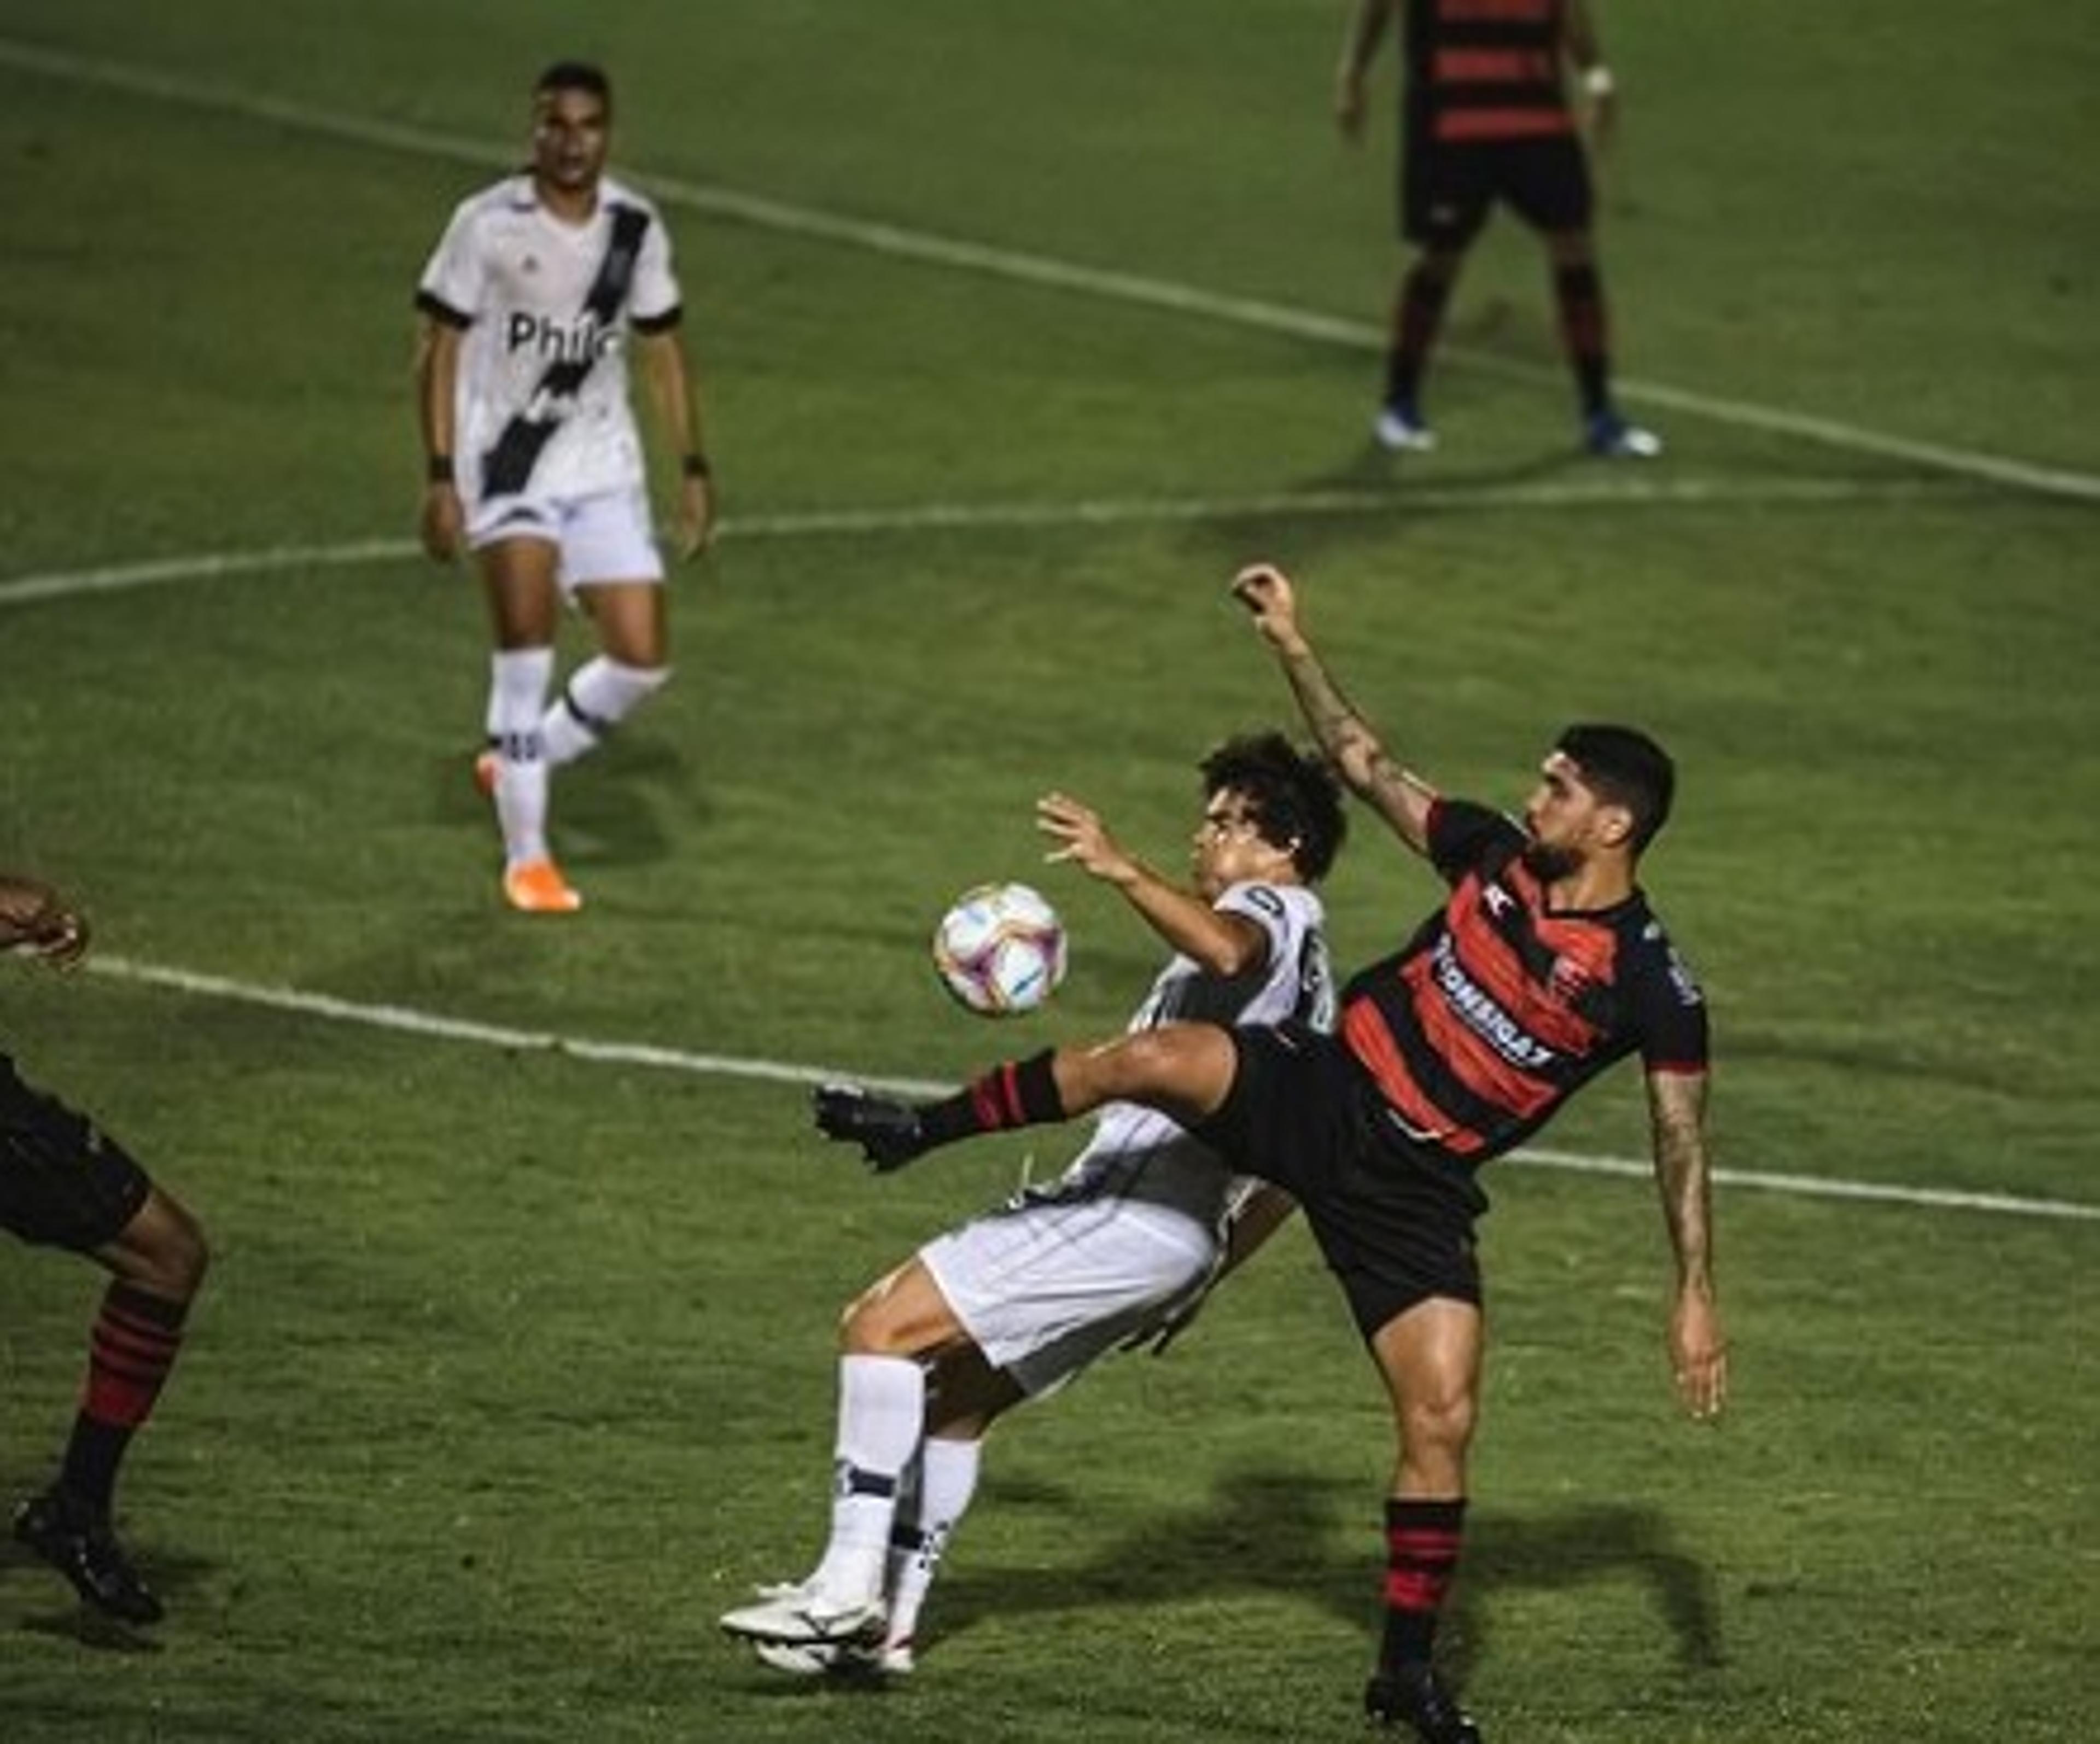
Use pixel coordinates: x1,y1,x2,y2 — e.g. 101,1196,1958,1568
1198,731,1348,883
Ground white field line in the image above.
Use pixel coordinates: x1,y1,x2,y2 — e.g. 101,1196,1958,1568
0,475,1992,612
5,38,2099,506
86,954,2100,1224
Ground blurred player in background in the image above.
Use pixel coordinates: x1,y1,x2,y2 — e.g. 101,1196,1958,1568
416,60,715,914
1335,0,1661,458
818,566,1726,1741
719,734,1346,1676
3,874,208,1625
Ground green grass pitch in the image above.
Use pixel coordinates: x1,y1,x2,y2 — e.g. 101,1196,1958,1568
1,3,2095,1739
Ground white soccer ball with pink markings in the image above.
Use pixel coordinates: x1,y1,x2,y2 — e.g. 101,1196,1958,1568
932,882,1068,1017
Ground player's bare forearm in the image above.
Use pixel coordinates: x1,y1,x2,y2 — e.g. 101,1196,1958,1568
639,330,714,555
1334,0,1394,136
1279,645,1433,855
1037,792,1262,974
1232,564,1434,853
415,319,459,465
640,331,703,466
1340,0,1395,80
415,320,465,561
1127,877,1268,977
1649,1070,1715,1291
1648,1068,1728,1418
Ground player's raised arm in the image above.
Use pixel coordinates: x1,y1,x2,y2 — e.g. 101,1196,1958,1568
1037,792,1269,977
1229,564,1436,857
1646,1065,1728,1421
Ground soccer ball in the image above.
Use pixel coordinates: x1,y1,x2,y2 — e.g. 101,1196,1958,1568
932,882,1068,1017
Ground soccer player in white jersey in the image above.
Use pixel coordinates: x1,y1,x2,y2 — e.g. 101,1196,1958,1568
719,733,1346,1672
415,61,715,913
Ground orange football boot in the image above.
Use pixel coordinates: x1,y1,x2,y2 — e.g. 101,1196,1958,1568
502,859,582,914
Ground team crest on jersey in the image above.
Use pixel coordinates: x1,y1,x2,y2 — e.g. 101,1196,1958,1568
1547,954,1593,1003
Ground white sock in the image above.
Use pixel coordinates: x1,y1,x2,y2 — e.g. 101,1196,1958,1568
486,649,556,867
884,1433,981,1649
539,658,670,768
809,1355,925,1606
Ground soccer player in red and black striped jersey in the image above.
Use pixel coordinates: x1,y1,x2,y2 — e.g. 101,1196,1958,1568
1336,0,1661,459
815,565,1726,1741
3,875,208,1626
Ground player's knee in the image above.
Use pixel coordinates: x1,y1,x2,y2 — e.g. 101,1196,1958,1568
838,1286,902,1356
1105,1026,1206,1096
1401,1387,1478,1461
121,1191,210,1301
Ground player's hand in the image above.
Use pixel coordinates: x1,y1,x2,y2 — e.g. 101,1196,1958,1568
673,475,715,562
420,483,465,563
1667,1286,1728,1422
1230,563,1308,655
1334,71,1367,143
0,885,90,972
1037,792,1136,885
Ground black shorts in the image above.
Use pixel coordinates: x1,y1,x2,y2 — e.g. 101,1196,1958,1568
1198,1022,1484,1340
0,1063,151,1251
1402,127,1594,249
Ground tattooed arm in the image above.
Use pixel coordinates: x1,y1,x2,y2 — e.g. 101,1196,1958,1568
1230,562,1438,857
1647,1065,1728,1421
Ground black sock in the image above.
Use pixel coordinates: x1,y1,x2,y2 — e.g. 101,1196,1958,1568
1385,267,1452,411
1553,263,1611,417
918,1050,1065,1148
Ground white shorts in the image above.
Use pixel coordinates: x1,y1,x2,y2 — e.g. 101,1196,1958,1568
920,1193,1218,1399
466,484,664,593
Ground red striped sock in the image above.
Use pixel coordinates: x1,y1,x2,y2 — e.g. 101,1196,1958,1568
1380,1496,1467,1669
921,1051,1064,1147
60,1282,189,1513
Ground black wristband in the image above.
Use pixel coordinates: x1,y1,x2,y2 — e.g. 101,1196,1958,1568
427,454,456,485
680,453,711,480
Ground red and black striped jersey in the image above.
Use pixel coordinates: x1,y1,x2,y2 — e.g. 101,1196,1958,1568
1341,798,1707,1165
1403,0,1575,144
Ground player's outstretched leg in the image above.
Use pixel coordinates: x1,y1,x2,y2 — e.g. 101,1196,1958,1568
1363,1662,1483,1742
813,1051,1069,1173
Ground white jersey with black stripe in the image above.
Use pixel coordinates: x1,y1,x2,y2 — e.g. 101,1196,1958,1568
417,173,681,505
1051,880,1333,1224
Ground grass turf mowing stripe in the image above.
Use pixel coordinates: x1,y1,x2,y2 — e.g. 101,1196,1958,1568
85,953,2100,1224
3,37,2098,506
0,475,2000,610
